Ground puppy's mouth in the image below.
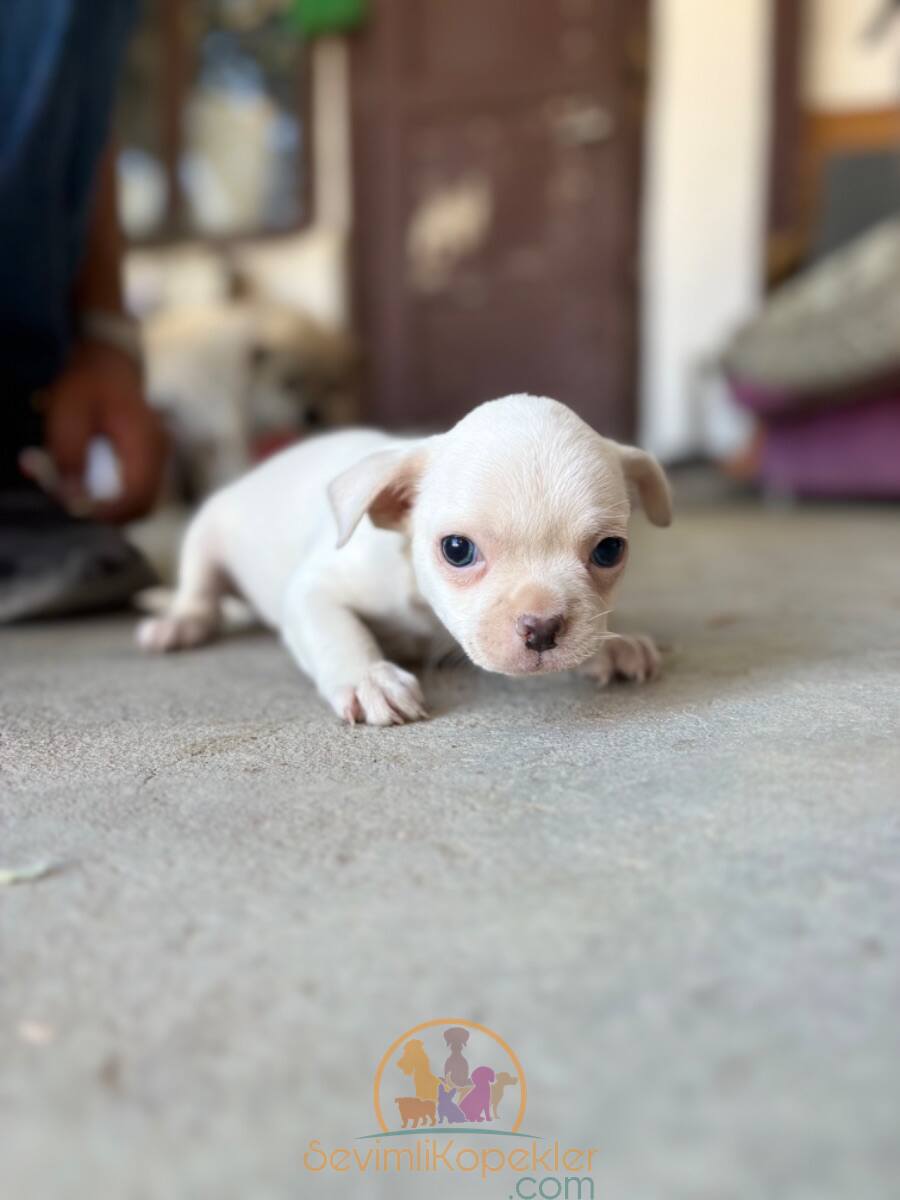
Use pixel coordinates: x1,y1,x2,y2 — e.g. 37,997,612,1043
469,642,588,677
514,649,574,676
520,650,554,674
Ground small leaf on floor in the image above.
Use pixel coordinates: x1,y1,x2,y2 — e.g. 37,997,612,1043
0,861,60,886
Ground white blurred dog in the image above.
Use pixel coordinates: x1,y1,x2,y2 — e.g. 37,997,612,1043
138,394,672,725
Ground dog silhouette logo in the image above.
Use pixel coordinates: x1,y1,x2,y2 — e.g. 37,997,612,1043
443,1026,471,1088
373,1019,525,1133
305,1018,600,1189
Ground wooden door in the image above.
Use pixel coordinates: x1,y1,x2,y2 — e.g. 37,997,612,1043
351,0,649,438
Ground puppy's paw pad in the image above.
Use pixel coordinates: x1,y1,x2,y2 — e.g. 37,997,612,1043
332,662,428,726
137,614,217,653
580,634,661,685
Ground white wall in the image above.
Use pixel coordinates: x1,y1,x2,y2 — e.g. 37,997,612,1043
641,0,772,459
805,0,900,110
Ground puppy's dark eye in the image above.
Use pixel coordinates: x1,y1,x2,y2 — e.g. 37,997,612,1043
441,536,478,567
591,537,626,568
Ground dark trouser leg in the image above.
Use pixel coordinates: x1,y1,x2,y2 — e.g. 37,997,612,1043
0,392,42,488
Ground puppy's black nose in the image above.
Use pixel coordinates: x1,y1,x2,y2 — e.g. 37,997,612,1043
516,613,565,653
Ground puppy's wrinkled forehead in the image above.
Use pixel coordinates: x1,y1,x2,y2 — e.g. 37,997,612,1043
418,396,628,537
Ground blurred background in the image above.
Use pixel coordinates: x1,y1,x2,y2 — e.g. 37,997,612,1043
112,0,899,563
6,9,900,1192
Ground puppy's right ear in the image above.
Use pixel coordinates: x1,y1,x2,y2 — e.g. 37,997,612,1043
328,444,428,548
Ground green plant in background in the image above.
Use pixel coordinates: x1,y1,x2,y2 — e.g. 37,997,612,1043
287,0,368,37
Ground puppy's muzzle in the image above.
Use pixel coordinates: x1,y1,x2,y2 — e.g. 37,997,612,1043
516,613,565,653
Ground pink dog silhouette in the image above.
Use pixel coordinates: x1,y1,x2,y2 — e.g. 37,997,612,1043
459,1066,495,1122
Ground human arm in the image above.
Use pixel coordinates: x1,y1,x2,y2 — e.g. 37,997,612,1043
42,137,166,522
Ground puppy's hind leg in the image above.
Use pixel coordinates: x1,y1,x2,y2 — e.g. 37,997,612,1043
137,505,226,653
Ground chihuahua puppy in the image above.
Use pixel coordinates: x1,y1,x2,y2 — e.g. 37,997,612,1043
138,395,672,725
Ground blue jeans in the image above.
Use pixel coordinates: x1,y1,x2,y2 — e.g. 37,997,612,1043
0,0,135,475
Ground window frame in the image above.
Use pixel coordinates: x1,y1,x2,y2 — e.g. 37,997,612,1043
123,0,312,246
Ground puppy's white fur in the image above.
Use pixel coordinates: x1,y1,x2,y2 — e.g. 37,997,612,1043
138,395,671,725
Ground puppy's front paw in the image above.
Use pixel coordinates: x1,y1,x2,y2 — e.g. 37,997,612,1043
579,634,661,686
137,613,218,653
330,662,428,727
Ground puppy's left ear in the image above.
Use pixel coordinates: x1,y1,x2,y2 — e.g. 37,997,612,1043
612,441,673,527
328,443,429,548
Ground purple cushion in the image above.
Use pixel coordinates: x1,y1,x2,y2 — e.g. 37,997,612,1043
731,381,900,497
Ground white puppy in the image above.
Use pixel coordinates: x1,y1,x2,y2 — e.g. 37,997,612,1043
138,394,672,725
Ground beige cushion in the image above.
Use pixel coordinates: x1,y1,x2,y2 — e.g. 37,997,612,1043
723,216,900,397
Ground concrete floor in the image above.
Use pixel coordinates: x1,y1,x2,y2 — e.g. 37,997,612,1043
2,494,899,1200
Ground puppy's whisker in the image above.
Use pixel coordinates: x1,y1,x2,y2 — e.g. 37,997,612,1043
583,611,613,631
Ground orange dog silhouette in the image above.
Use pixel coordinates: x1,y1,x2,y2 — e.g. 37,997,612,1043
491,1071,518,1120
395,1097,436,1128
396,1038,440,1101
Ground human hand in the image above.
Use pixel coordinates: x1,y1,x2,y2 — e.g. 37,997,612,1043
41,340,166,523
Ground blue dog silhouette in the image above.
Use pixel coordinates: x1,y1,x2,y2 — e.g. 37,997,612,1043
437,1080,466,1124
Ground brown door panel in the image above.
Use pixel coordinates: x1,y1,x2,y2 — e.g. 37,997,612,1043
351,0,647,439
392,0,621,97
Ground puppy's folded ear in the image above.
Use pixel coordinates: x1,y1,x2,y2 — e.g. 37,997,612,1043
611,441,673,527
328,443,429,548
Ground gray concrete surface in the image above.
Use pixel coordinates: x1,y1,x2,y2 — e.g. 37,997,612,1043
2,496,899,1200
